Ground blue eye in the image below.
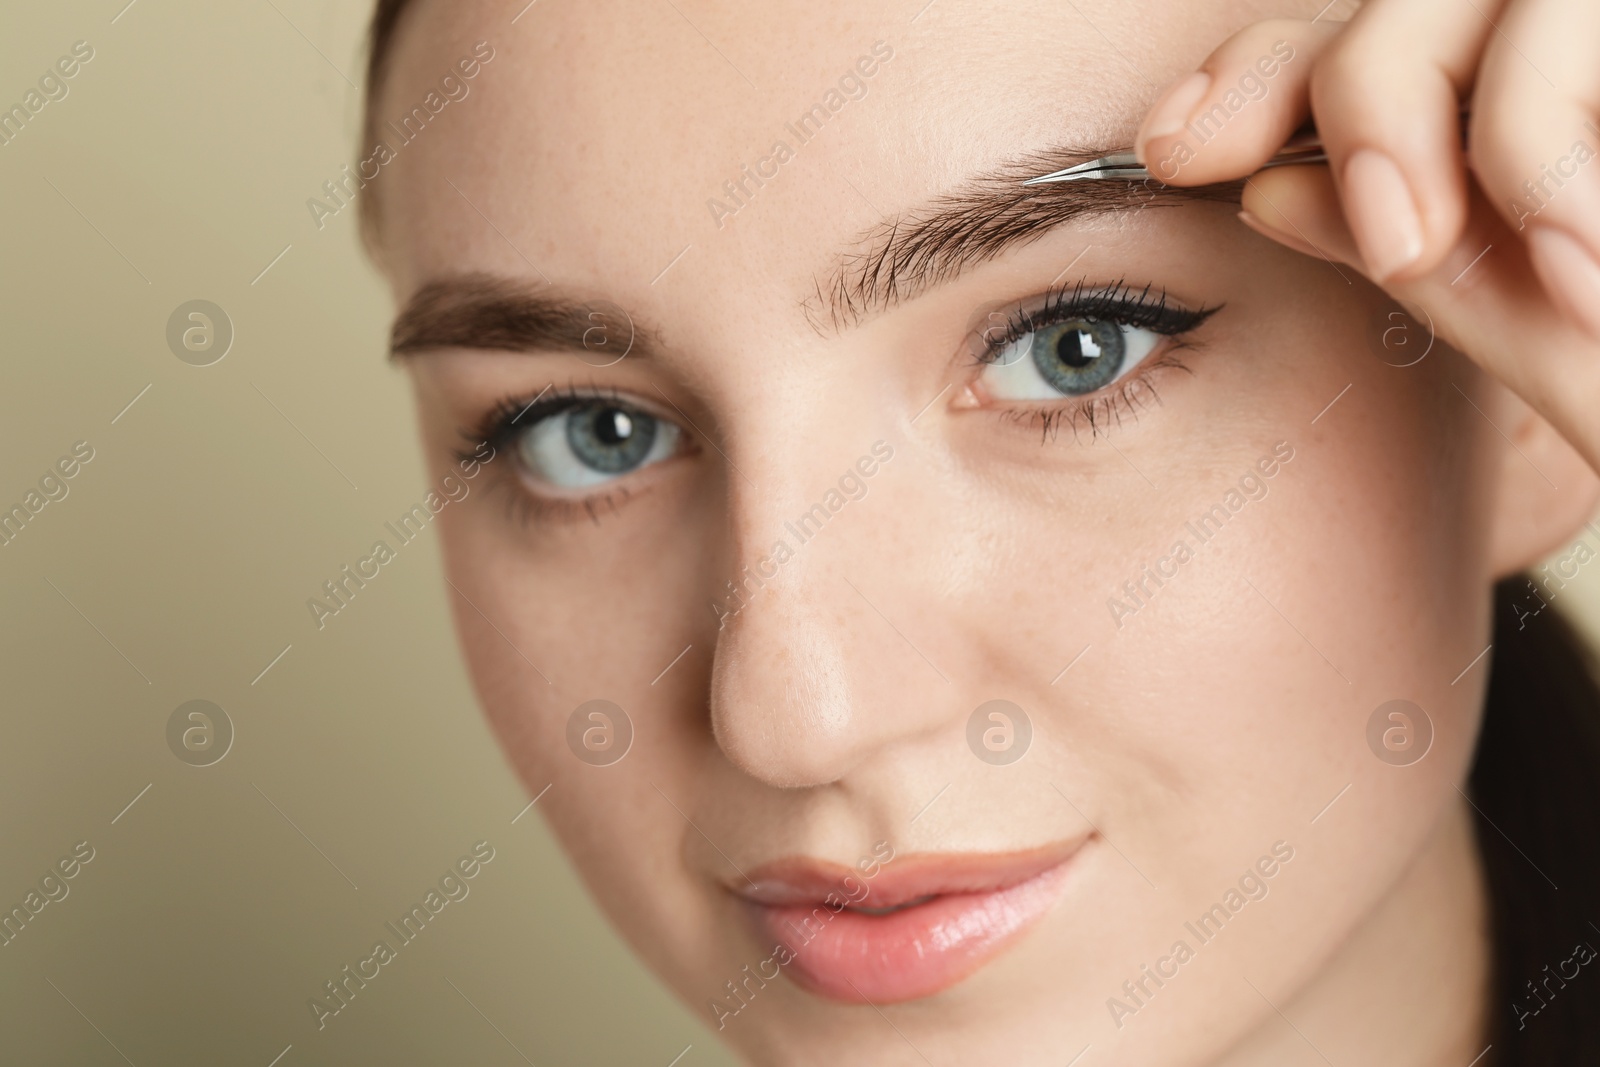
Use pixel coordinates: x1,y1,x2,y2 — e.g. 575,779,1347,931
515,401,680,488
981,317,1163,401
973,284,1217,404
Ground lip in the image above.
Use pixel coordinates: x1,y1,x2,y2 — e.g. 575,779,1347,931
732,838,1087,1003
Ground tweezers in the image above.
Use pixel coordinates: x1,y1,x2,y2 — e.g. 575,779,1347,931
1022,128,1326,185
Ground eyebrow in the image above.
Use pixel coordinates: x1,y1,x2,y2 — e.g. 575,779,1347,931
389,146,1242,357
807,145,1243,332
389,275,650,359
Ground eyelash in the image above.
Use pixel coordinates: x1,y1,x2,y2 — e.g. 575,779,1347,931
453,381,647,526
973,279,1219,444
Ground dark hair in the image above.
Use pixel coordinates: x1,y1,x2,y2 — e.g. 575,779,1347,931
1475,576,1600,1062
357,0,415,249
365,0,413,116
358,7,1600,1062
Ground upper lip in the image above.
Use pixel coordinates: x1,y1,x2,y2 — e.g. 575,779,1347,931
731,837,1090,910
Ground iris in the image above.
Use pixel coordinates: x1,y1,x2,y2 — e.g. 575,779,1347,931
1028,318,1125,395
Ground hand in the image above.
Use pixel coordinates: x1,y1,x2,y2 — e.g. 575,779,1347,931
1132,2,1600,475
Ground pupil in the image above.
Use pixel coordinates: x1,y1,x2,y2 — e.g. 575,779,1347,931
1054,324,1100,368
596,409,632,445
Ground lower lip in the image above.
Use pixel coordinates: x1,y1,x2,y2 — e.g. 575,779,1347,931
743,859,1076,1003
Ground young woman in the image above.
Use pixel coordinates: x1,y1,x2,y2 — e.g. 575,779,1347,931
357,0,1600,1062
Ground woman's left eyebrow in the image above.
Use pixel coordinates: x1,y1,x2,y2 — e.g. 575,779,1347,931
807,146,1242,332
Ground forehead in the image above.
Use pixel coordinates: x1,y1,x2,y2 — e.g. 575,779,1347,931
374,0,1277,301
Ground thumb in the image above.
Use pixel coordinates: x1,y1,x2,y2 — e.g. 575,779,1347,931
1238,165,1362,269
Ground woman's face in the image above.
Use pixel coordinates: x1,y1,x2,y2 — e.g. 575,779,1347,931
376,0,1519,1061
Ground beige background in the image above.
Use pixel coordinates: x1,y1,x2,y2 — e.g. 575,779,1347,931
0,2,1596,1065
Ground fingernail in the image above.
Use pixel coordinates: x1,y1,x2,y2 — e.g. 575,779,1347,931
1528,226,1600,340
1343,150,1424,281
1136,72,1212,160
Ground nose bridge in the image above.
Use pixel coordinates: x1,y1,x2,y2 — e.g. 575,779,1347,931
706,394,932,788
711,430,893,627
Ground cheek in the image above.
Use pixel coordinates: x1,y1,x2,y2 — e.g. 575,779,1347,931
939,302,1492,1026
431,453,742,982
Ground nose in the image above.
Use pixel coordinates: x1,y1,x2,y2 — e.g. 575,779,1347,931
706,435,958,789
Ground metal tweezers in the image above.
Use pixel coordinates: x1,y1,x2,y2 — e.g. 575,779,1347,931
1022,128,1327,185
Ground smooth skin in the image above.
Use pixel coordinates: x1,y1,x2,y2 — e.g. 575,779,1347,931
369,0,1600,1063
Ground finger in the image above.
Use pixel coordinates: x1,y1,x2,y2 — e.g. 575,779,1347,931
1245,164,1600,472
1238,164,1362,268
1308,0,1499,282
1469,0,1600,340
1134,19,1340,187
1393,195,1600,473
